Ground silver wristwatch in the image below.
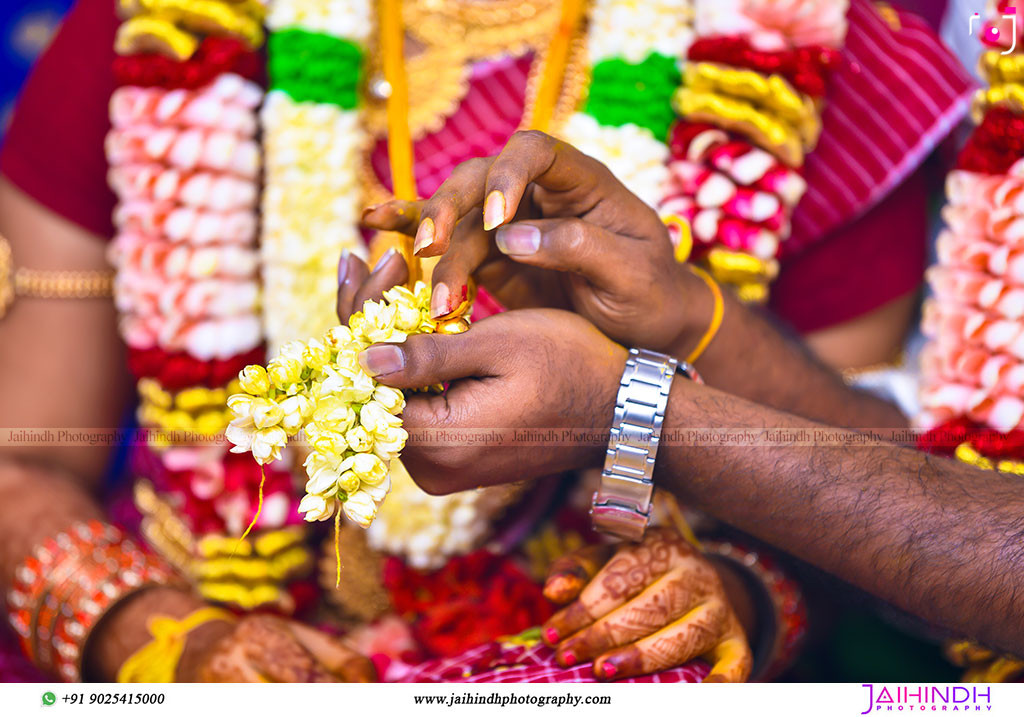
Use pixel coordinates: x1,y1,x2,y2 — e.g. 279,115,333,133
590,348,701,542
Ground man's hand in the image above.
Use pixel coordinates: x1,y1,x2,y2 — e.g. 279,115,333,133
360,131,709,356
541,529,752,683
358,309,627,495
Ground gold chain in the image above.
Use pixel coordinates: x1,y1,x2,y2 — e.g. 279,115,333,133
363,0,571,140
404,0,560,59
0,233,114,319
360,8,589,206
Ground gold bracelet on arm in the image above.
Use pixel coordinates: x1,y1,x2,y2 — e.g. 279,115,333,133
0,233,115,319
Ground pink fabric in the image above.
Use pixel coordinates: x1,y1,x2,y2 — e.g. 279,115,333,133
396,639,710,684
371,54,534,198
786,0,974,254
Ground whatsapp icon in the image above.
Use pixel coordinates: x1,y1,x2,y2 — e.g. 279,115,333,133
41,691,56,706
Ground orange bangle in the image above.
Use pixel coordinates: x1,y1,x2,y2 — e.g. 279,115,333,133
685,265,724,364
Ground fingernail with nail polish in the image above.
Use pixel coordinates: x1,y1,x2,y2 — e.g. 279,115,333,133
338,249,350,285
358,345,405,377
544,627,560,645
483,191,506,231
414,218,435,253
430,282,450,319
560,650,578,668
600,661,618,679
495,225,540,255
372,248,396,274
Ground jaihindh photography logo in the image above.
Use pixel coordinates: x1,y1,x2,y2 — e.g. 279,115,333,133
860,685,993,713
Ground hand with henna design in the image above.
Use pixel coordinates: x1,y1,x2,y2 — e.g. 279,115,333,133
192,615,376,683
541,528,752,683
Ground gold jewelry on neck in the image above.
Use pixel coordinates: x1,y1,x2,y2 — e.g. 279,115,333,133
0,233,115,319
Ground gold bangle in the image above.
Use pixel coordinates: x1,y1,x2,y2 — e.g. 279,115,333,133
685,265,724,365
0,234,115,319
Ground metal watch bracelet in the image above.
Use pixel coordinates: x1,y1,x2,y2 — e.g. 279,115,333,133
590,348,701,542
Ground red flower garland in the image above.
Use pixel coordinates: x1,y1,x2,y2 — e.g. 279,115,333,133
113,36,265,89
132,447,298,534
686,36,841,99
127,345,265,391
956,108,1024,175
917,417,1024,460
383,551,555,658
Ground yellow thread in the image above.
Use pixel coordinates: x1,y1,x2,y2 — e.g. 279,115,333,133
334,508,342,589
686,265,724,365
530,0,586,134
380,0,419,289
664,214,693,263
116,607,235,683
235,465,265,556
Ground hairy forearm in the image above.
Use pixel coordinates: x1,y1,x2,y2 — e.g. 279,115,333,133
659,380,1024,654
672,280,907,431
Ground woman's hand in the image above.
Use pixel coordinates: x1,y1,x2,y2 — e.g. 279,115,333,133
359,131,712,356
89,587,374,682
355,308,628,495
541,528,752,683
191,615,376,683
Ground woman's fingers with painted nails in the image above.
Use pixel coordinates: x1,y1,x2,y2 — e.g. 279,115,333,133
552,568,701,667
591,600,728,681
540,528,753,682
542,533,690,644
